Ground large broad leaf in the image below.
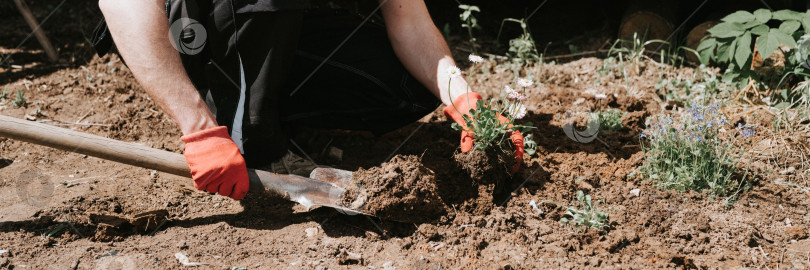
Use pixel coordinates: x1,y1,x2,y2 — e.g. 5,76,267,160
735,31,752,67
779,20,802,34
708,22,746,38
772,10,802,20
751,24,770,35
804,16,810,33
716,38,734,63
772,29,798,47
697,38,717,64
722,11,756,23
757,30,781,59
753,9,772,23
741,20,764,29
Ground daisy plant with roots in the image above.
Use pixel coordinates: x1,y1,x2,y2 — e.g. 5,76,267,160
447,54,537,156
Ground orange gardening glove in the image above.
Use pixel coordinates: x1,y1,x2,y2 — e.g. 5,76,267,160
443,92,524,173
180,126,249,200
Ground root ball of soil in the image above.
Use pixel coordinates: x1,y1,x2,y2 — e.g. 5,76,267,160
342,155,446,223
453,149,515,215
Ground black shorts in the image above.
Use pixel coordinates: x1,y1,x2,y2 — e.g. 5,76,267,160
95,1,441,166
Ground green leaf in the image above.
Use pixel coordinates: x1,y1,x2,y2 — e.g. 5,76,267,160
751,24,769,35
716,39,732,63
696,37,716,51
727,38,738,63
772,29,797,47
722,11,756,23
696,37,716,64
778,20,801,34
741,20,764,30
756,31,780,59
735,32,752,67
708,22,746,38
803,15,810,33
699,47,714,64
772,10,802,20
753,9,771,23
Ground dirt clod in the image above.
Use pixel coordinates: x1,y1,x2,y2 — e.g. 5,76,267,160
342,155,446,223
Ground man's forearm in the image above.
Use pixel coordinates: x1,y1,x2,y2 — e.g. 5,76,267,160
381,0,469,106
99,0,217,135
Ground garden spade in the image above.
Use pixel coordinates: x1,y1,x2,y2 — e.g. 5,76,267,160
0,114,365,216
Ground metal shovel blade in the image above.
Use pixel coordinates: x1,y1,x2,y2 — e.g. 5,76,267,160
247,168,366,216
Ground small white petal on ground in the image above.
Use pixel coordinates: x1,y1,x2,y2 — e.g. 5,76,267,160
629,189,641,197
175,252,205,266
529,200,543,214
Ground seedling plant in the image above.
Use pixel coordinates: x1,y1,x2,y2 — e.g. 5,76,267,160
447,55,537,156
543,190,611,232
592,108,625,131
12,89,26,108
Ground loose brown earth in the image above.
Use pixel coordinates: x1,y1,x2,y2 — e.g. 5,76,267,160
2,3,810,270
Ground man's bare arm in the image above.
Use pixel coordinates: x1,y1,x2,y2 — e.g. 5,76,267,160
380,0,469,106
99,0,217,135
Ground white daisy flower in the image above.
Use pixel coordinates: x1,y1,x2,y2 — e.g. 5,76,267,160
517,78,534,88
595,93,607,99
447,66,461,79
468,54,484,63
508,104,528,119
505,86,527,101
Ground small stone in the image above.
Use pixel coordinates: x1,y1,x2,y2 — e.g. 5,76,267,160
337,250,363,265
629,189,641,197
577,180,593,191
786,226,808,240
150,170,159,180
305,227,319,238
780,167,796,174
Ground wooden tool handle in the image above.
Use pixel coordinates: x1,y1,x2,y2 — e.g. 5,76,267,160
0,114,191,177
0,114,352,211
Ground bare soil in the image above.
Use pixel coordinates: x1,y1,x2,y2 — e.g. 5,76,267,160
1,2,809,269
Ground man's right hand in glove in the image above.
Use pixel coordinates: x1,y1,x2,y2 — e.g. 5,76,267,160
181,126,249,200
